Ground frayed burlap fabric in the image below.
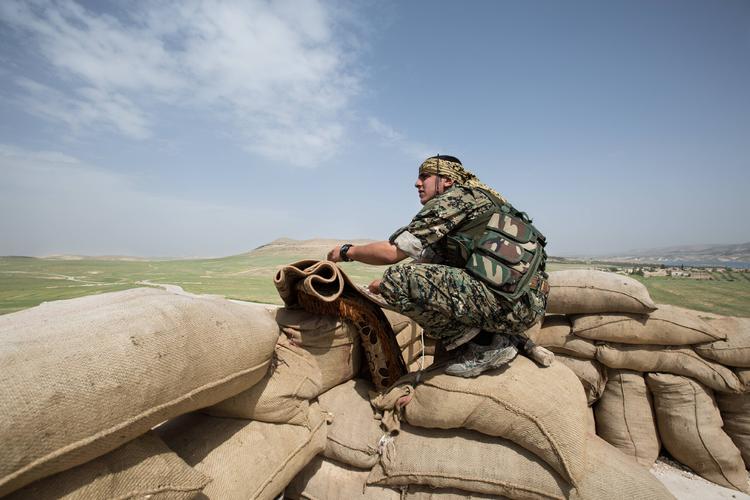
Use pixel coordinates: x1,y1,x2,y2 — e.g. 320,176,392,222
274,259,406,390
646,373,749,492
286,456,401,500
5,431,209,500
572,305,725,345
275,307,361,392
157,404,329,500
546,270,657,314
317,379,385,469
695,317,750,367
371,356,590,487
596,343,743,393
0,288,279,497
205,334,322,425
594,369,660,467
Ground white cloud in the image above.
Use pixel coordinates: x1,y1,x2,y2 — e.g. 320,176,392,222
0,0,361,166
17,78,151,139
0,144,291,256
368,117,434,161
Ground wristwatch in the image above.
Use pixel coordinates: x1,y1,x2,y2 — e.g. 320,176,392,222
340,243,353,262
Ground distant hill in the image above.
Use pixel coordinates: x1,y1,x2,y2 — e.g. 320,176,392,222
593,242,750,265
248,237,377,258
41,254,155,261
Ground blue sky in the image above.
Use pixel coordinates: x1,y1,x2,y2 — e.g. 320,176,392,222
1,0,748,257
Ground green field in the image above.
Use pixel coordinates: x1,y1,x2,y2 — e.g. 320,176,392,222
0,248,388,316
1,251,748,317
544,261,750,317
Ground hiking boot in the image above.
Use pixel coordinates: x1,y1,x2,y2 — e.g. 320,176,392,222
444,334,518,378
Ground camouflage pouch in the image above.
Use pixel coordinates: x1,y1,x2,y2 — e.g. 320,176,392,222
463,200,547,301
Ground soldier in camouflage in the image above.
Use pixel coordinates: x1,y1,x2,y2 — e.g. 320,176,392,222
328,155,553,377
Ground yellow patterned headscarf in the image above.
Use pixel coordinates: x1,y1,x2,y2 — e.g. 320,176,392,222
418,156,508,205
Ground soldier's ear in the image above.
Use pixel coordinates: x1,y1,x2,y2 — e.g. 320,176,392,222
443,178,454,188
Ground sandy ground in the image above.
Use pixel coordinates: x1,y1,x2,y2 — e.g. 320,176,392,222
651,457,750,499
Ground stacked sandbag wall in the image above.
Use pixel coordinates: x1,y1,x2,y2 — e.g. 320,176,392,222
0,288,283,498
3,268,746,498
0,283,418,499
527,269,750,493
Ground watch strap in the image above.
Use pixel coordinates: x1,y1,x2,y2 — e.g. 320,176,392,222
340,243,353,262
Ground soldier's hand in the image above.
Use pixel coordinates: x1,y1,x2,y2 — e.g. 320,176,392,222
368,279,382,295
327,246,341,262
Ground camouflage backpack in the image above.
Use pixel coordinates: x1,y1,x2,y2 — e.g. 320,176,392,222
442,189,547,302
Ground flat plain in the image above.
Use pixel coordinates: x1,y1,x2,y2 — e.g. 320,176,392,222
1,241,748,317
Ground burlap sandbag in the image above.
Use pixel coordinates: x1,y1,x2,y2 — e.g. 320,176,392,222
716,392,750,469
274,259,406,390
6,431,209,500
646,373,749,492
738,368,750,390
528,315,597,359
205,335,322,425
368,424,571,499
401,335,436,368
396,323,420,348
384,309,416,335
368,424,674,500
572,305,724,345
0,287,279,497
594,369,660,467
554,353,608,405
408,354,434,372
597,343,743,393
275,307,361,392
585,407,596,435
546,270,657,314
317,379,384,469
401,333,424,364
371,356,590,487
405,487,500,499
157,404,328,500
695,317,750,368
286,456,400,500
574,435,675,500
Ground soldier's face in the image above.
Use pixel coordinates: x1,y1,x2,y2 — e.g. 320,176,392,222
415,173,453,205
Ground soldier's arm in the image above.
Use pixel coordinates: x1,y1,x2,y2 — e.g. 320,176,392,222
399,187,484,249
328,241,408,265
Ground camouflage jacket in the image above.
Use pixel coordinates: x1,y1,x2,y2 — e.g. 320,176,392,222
389,185,494,264
390,185,548,302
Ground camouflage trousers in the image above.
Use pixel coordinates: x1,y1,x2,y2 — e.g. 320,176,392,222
380,263,546,347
